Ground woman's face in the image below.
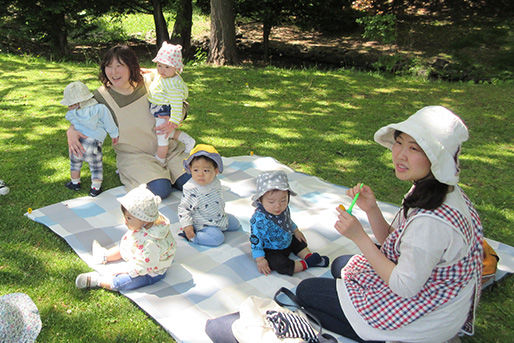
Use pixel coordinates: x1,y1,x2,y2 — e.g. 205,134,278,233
104,57,131,90
391,133,431,182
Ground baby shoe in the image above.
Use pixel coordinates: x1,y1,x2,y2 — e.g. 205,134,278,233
89,187,102,197
0,180,9,195
75,271,100,289
65,181,81,191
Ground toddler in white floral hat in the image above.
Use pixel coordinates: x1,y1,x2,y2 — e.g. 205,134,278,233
146,41,195,166
75,184,176,291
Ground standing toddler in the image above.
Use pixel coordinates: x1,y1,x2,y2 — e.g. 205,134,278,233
250,171,329,275
75,184,176,291
177,144,241,246
148,42,195,165
61,81,119,197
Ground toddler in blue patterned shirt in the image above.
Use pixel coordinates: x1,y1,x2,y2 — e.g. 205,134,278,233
250,170,329,276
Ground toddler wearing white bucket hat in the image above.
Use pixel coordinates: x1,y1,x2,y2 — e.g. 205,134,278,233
75,184,176,291
146,41,195,166
61,81,119,197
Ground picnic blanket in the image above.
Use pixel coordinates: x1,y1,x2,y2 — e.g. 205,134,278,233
25,155,513,343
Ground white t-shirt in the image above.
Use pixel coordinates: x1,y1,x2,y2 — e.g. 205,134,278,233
336,187,476,342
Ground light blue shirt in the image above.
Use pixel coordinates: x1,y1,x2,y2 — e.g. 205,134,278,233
65,103,118,143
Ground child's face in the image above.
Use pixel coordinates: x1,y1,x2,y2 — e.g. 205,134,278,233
260,190,289,216
156,62,177,78
190,158,219,186
123,211,149,232
68,103,79,110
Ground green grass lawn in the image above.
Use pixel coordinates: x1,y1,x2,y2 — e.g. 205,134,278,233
0,52,512,342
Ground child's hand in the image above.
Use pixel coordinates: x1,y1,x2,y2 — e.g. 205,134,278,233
112,137,119,145
183,225,195,240
256,257,271,275
294,230,307,244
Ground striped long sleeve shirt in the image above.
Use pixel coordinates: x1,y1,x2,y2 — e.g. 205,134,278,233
147,74,188,125
178,178,229,230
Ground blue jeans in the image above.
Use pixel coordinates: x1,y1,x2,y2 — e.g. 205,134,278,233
147,173,191,199
112,272,166,291
192,214,241,247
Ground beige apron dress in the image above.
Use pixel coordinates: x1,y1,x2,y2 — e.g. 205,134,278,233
97,85,187,191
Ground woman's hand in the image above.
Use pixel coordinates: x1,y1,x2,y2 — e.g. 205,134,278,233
155,118,179,139
112,137,119,145
334,206,367,243
346,183,377,213
67,125,87,157
256,257,271,275
294,230,307,244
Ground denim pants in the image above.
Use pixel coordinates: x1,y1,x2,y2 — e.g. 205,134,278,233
112,272,166,291
192,214,241,247
147,173,191,199
296,255,383,343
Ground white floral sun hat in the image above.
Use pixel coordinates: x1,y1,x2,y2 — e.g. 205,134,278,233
0,293,42,343
61,81,97,106
251,170,297,207
374,105,469,185
152,42,184,73
117,184,162,222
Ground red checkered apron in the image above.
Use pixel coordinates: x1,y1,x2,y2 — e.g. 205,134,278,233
343,189,483,334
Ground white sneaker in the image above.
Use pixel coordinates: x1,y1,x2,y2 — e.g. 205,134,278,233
178,131,196,154
91,240,107,264
75,271,100,289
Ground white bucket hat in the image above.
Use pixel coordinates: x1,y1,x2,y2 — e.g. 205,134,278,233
374,105,469,185
251,170,297,207
61,81,96,106
117,184,162,222
152,42,184,73
0,293,42,343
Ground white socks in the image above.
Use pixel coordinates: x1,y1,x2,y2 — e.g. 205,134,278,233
177,131,196,154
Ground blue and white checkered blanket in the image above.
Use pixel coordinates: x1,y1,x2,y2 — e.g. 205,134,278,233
25,155,513,343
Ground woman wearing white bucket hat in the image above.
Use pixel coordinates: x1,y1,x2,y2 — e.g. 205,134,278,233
66,45,191,199
296,106,484,342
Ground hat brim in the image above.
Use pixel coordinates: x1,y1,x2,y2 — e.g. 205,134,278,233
251,187,297,207
60,93,94,106
183,151,223,174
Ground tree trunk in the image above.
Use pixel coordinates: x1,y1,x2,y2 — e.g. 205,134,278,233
152,0,170,50
262,20,272,61
171,0,193,60
52,12,68,56
208,0,239,65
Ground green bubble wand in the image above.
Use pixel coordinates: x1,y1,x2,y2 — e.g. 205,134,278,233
346,183,364,215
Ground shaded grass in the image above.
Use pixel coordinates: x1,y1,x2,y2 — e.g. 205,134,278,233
0,53,512,342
